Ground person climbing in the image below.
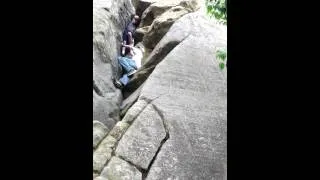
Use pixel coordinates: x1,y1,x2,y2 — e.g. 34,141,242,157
113,46,138,89
121,14,140,56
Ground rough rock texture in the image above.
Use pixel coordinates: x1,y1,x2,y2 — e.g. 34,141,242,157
93,120,109,149
93,0,226,178
142,5,190,49
126,10,226,92
138,0,202,28
120,82,145,117
132,0,158,17
115,104,167,170
134,26,149,44
108,121,130,141
100,156,142,180
122,99,149,124
93,0,134,129
93,135,117,173
118,12,227,179
139,1,172,27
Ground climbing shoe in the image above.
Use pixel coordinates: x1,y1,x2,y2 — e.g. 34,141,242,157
112,77,123,89
114,80,123,89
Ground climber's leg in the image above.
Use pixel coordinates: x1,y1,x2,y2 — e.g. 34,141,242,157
127,58,137,70
118,56,134,73
119,74,130,86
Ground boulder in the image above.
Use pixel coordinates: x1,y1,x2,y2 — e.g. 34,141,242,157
134,26,149,44
142,5,190,50
118,12,227,179
139,0,203,28
132,0,158,17
126,11,226,92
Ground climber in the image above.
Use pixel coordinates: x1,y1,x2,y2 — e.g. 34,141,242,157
121,14,140,56
113,46,138,89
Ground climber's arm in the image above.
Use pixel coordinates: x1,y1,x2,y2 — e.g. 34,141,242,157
121,43,134,49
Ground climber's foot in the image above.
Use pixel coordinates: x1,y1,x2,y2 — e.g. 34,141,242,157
114,79,123,89
112,77,123,89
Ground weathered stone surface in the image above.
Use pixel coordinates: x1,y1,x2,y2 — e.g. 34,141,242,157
93,0,134,126
120,82,145,117
108,121,130,141
134,26,149,44
126,11,226,92
100,156,142,180
139,2,171,27
139,0,202,28
142,6,190,49
144,14,226,179
122,99,148,124
115,104,166,170
93,120,109,149
93,91,119,130
132,0,158,17
119,12,226,179
93,135,117,173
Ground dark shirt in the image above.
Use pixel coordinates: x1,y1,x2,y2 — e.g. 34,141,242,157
122,22,136,43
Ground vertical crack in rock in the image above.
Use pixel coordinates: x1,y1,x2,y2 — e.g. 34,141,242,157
141,103,170,180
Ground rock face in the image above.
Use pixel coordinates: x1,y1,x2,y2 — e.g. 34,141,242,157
137,0,203,28
93,135,117,173
125,0,206,93
132,0,158,17
93,0,226,179
93,0,134,130
134,26,149,43
100,156,142,180
142,5,190,49
93,121,109,149
133,0,204,50
119,12,227,179
115,104,167,170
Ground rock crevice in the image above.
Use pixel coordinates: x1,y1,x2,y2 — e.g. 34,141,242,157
143,103,170,179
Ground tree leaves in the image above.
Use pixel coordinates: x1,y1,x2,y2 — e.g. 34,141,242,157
216,49,226,61
206,0,227,24
216,49,227,70
219,62,225,70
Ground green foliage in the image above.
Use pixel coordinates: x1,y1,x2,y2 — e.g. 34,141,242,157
206,0,227,25
219,62,225,70
216,49,226,61
216,48,227,70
